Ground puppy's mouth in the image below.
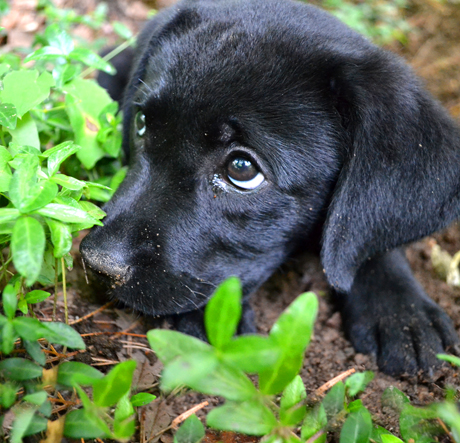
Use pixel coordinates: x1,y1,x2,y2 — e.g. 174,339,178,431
80,246,212,316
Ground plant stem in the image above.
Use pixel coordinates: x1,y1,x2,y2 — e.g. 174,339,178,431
61,257,68,324
80,37,136,78
53,258,58,321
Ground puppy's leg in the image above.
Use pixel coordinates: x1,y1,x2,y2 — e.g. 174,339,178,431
335,249,459,376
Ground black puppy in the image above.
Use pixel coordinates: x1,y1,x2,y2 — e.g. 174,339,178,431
81,0,460,375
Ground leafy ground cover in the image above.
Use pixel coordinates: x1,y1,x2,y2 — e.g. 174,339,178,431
1,0,460,442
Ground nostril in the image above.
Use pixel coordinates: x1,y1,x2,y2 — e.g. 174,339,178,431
80,237,132,284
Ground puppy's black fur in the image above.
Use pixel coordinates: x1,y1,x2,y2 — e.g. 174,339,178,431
81,0,460,375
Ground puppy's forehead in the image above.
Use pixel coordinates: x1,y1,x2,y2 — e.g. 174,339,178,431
136,0,372,113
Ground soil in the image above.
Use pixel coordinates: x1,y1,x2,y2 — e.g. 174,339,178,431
2,0,460,442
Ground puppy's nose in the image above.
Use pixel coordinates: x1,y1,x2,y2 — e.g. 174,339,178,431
80,236,132,284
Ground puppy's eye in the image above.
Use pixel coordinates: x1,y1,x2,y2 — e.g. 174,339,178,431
135,111,146,137
227,157,265,190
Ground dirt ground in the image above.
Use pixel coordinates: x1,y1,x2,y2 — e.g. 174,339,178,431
2,0,460,441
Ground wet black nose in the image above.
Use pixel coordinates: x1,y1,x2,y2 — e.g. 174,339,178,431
80,233,132,284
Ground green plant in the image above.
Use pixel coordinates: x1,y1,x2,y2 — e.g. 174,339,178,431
0,298,156,441
149,277,460,443
0,6,149,441
317,0,412,46
148,278,374,442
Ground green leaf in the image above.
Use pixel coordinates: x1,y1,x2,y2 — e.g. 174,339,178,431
0,381,19,408
24,289,51,304
46,218,72,257
207,399,278,436
113,392,136,439
110,166,127,193
113,21,133,39
24,339,46,366
345,371,374,397
370,426,396,443
0,357,42,380
160,350,218,392
38,399,52,418
78,201,106,220
301,404,327,442
0,208,20,223
64,408,108,439
162,352,257,401
437,353,460,367
130,392,156,407
0,102,18,129
259,292,318,395
36,203,103,225
147,329,211,364
0,70,54,117
2,283,18,319
42,141,80,176
85,181,112,201
20,180,59,214
69,48,116,74
11,216,45,286
380,435,404,443
17,298,28,314
0,145,13,192
12,316,51,341
23,390,47,406
280,375,307,426
8,112,40,149
93,360,136,407
57,361,104,387
51,174,86,190
46,24,74,55
174,415,205,443
2,321,16,354
63,78,112,169
42,321,86,349
9,152,58,212
9,153,39,210
339,408,372,443
24,46,65,62
322,381,345,419
10,407,35,443
381,386,409,413
221,335,281,373
205,276,242,349
23,414,48,437
399,404,440,443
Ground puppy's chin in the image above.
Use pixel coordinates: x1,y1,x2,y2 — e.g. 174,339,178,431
84,265,212,316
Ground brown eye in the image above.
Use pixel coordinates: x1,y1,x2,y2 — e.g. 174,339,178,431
135,111,146,137
227,157,265,190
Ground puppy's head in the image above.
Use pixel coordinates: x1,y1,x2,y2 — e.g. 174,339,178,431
81,0,460,315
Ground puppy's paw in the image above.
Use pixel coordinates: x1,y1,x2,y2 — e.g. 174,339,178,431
343,296,459,376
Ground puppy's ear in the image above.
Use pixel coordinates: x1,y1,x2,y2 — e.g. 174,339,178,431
321,51,460,292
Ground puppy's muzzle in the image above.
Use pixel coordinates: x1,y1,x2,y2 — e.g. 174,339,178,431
80,237,132,285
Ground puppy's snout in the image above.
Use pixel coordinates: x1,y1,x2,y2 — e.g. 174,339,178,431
80,235,132,284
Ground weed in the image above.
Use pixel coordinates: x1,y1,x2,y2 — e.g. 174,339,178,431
150,277,460,443
0,7,150,442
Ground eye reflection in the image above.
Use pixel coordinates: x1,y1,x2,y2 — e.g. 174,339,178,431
135,111,146,137
227,157,265,190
